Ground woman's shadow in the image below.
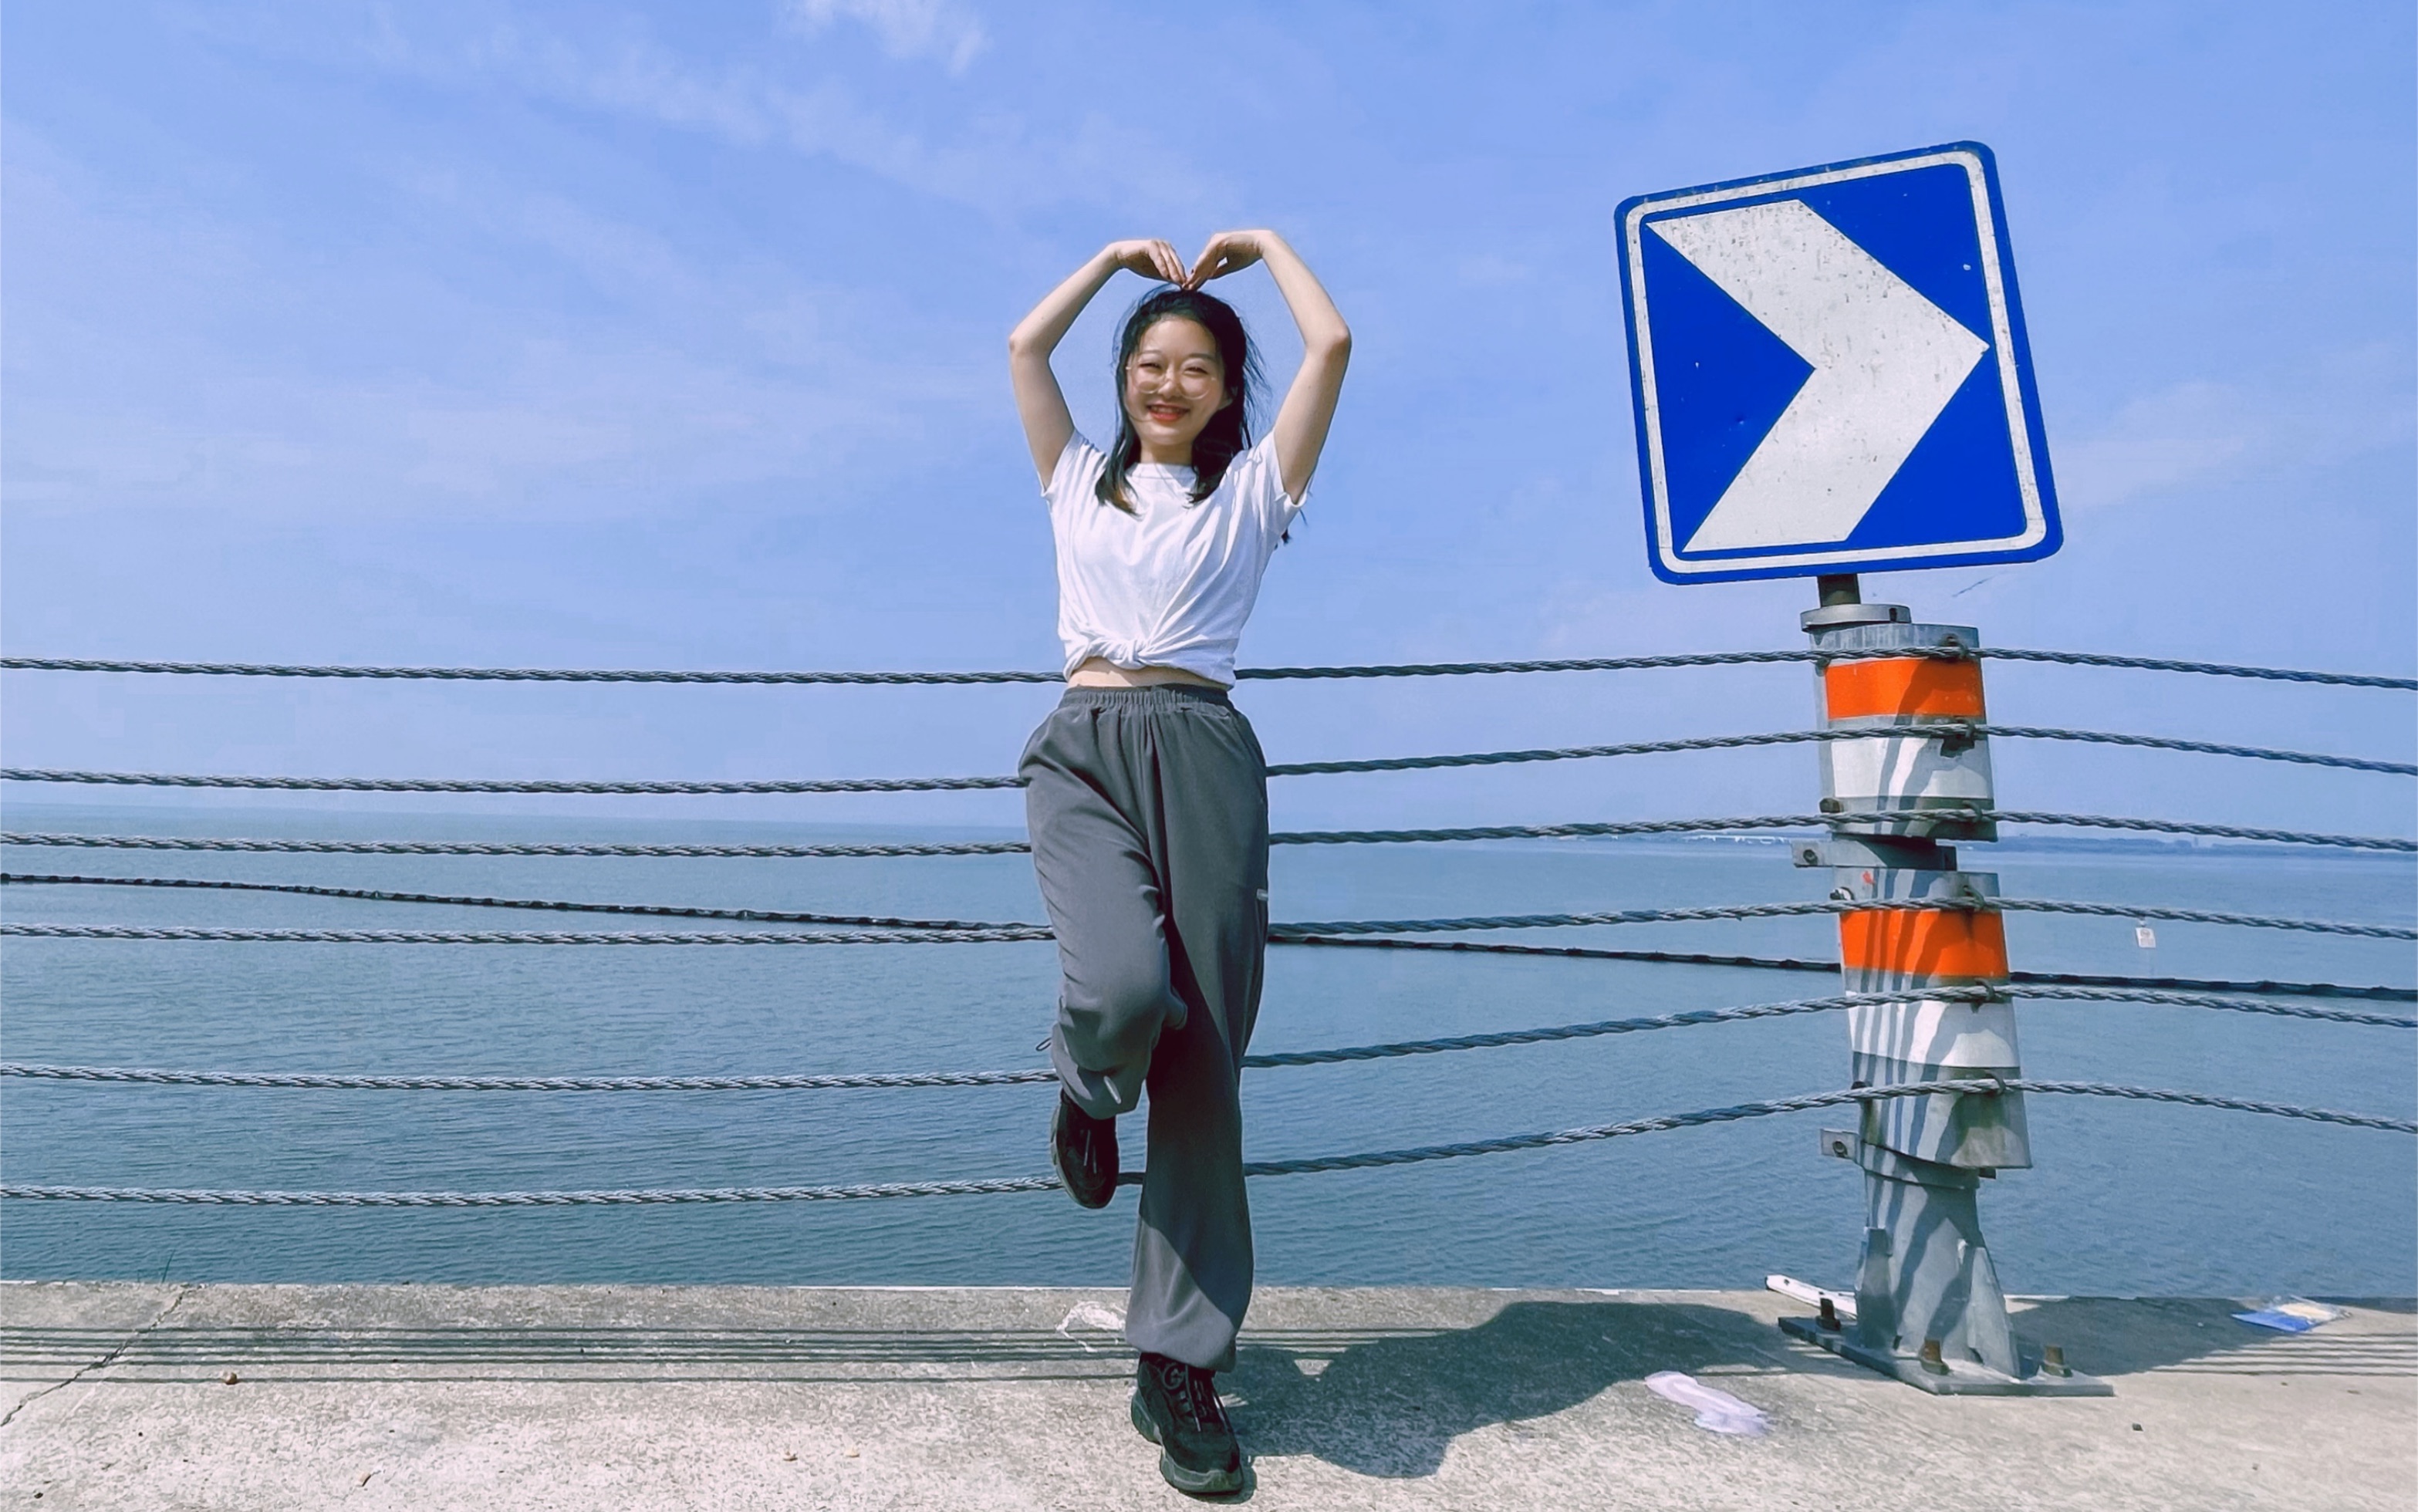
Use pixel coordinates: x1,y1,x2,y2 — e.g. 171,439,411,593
1211,1291,2412,1481
1220,1297,1771,1480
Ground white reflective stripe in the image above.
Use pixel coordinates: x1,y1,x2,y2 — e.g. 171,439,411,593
1821,733,1994,805
1847,997,2021,1069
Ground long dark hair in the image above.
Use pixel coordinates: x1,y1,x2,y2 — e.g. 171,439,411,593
1096,288,1261,513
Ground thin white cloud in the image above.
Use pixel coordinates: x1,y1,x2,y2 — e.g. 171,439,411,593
357,16,1211,219
2056,381,2259,511
2058,352,2413,511
785,0,987,76
1,129,989,521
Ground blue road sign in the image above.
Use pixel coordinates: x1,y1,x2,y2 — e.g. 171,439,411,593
1617,142,2060,585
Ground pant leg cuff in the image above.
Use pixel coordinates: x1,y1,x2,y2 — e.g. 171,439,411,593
1051,1032,1143,1119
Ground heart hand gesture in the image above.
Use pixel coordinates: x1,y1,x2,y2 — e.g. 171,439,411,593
1184,231,1266,289
1103,238,1187,284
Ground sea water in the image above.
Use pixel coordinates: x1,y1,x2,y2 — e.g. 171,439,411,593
2,803,2412,1296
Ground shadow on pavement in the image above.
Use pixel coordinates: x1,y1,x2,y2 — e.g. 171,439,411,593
1224,1298,1780,1480
2007,1295,2416,1379
1221,1294,2417,1479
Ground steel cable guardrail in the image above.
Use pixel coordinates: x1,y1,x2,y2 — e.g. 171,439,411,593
4,1078,2407,1207
6,724,2410,793
1271,899,2418,941
1267,812,2415,852
0,657,1059,686
1276,934,2418,1002
11,652,2408,1211
3,984,2405,1093
6,648,2415,687
1277,725,2417,778
0,768,1032,795
0,832,1035,859
0,872,1017,933
0,922,1059,945
11,872,2408,1001
5,896,2410,943
5,808,2410,859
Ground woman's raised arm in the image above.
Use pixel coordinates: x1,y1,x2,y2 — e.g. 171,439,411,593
1008,240,1186,482
1187,230,1351,501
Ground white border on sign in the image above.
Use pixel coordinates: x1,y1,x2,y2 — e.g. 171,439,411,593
1624,147,2048,578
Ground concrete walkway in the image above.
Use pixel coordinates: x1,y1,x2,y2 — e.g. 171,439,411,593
2,1283,2410,1510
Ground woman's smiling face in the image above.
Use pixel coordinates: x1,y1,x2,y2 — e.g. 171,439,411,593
1122,316,1231,463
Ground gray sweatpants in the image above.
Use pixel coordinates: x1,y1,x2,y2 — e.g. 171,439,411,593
1019,686,1270,1373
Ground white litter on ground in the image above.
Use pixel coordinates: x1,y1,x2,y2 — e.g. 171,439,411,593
1055,1301,1126,1350
1644,1371,1769,1436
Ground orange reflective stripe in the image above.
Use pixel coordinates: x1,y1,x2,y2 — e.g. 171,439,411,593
1839,908,2008,979
1824,657,1986,721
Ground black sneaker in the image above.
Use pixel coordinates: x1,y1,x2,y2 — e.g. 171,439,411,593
1130,1352,1244,1497
1050,1091,1116,1210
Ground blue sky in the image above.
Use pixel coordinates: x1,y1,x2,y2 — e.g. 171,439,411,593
4,1,2411,838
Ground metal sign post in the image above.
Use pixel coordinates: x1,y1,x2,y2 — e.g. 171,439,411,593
1616,145,2097,1393
1781,579,2106,1394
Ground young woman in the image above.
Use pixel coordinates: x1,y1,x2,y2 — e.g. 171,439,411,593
1008,231,1348,1496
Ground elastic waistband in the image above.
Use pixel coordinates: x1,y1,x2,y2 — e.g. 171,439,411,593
1056,683,1234,712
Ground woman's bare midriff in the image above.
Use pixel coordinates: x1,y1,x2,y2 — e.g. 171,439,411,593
1067,658,1223,690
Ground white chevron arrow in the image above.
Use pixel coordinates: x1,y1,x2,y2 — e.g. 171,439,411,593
1650,198,1986,553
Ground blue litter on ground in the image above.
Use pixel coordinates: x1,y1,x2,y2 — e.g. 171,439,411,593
2233,1298,2348,1332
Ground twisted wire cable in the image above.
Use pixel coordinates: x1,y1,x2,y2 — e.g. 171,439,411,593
5,1079,2406,1207
0,831,1030,859
8,895,2408,943
1234,1082,2417,1185
7,723,2406,794
12,872,2403,1000
0,872,1019,933
1,896,1873,944
1994,984,2415,1028
0,1063,1062,1091
0,657,1065,686
1970,650,2416,690
5,984,2402,1094
1271,725,2416,778
0,1176,1072,1205
1271,898,2416,941
0,769,1029,795
8,649,2412,687
1275,934,2416,1001
7,808,2406,859
1247,648,2418,690
0,922,1054,944
1994,899,2417,939
1267,812,2413,852
1958,725,2413,776
1984,812,2412,851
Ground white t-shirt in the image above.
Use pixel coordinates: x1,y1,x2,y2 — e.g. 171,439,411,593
1042,431,1305,687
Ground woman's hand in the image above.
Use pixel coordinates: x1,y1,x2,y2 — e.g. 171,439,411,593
1211,229,1348,502
1011,240,1183,481
1184,231,1266,288
1105,238,1187,285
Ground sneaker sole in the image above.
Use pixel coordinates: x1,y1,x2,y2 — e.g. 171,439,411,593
1130,1392,1245,1497
1051,1102,1116,1210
